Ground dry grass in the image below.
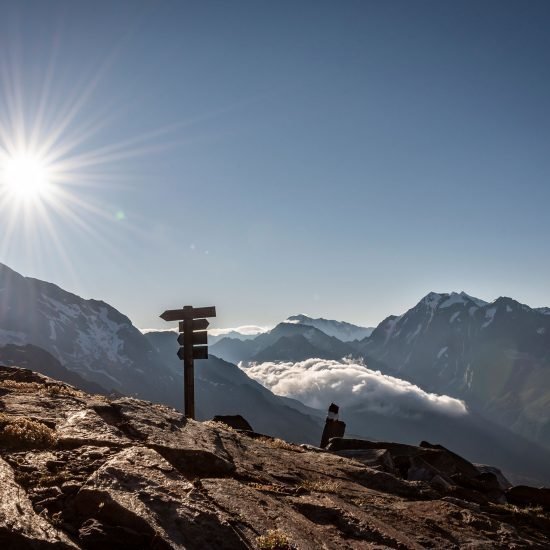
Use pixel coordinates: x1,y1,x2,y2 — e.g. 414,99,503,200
202,420,237,432
298,479,342,493
256,529,295,550
497,503,548,519
43,384,84,398
0,379,84,398
0,413,57,448
257,437,304,453
0,380,42,392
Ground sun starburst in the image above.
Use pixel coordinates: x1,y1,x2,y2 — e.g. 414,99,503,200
1,151,52,201
0,36,185,279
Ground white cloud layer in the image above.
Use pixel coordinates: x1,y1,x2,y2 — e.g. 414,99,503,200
139,325,270,336
241,358,467,418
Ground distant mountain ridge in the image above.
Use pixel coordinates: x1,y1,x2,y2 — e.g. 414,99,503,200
285,314,374,341
210,321,356,364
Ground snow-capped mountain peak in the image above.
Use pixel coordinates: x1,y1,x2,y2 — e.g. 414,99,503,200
419,291,488,311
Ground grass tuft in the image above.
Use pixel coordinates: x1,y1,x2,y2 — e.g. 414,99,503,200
256,529,295,550
0,414,57,448
257,437,304,453
298,479,341,493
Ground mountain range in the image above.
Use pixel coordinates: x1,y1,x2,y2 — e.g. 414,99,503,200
1,262,549,483
0,263,321,443
285,314,374,341
210,291,550,455
211,321,355,364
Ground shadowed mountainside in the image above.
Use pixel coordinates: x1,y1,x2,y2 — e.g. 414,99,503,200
356,292,550,450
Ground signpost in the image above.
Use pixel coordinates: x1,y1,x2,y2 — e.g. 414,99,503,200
160,305,216,419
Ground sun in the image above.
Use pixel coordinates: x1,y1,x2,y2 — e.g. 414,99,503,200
1,152,52,201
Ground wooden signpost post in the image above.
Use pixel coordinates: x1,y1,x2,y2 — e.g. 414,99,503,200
160,305,216,419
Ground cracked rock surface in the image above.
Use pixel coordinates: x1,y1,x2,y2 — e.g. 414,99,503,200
1,365,549,549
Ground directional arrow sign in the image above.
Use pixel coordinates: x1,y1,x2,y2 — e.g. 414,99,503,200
160,306,216,322
191,306,216,319
192,331,208,346
177,347,186,360
177,331,207,346
193,346,208,360
179,319,209,332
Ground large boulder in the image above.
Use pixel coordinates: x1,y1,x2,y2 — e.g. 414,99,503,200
0,457,76,548
506,486,550,510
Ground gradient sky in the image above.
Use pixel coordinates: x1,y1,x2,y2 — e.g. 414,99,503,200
0,0,549,331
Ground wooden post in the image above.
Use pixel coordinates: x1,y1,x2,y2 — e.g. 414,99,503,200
160,304,216,420
183,305,194,419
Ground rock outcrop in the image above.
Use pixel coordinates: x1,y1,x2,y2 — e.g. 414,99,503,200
1,365,549,549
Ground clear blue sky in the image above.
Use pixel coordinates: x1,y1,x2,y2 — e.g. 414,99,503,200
0,0,549,330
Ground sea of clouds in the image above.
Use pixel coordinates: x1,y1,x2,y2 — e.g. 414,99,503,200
241,358,467,418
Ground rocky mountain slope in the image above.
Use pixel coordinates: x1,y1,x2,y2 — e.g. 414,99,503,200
0,263,176,405
1,365,549,549
356,292,550,450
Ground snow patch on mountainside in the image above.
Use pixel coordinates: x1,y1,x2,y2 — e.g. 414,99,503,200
421,292,442,310
40,295,81,321
74,307,129,365
48,321,57,341
406,323,422,344
482,307,497,328
449,311,460,323
440,293,468,309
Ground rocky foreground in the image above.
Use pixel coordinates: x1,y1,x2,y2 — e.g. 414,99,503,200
0,365,549,549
